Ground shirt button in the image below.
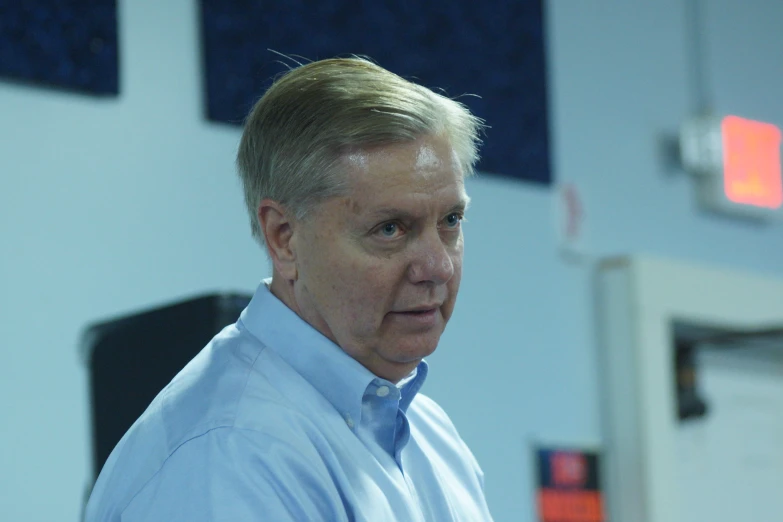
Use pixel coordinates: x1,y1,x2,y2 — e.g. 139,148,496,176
376,386,390,397
345,415,355,429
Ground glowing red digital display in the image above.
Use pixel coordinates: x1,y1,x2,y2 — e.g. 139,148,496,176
721,115,782,209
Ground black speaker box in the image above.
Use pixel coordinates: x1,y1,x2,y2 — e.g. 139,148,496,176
81,292,251,480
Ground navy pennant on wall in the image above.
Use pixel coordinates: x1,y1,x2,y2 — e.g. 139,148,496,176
0,0,119,96
199,0,552,185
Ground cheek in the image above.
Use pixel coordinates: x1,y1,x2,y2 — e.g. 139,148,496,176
343,262,403,320
445,254,463,305
450,246,464,284
323,257,382,315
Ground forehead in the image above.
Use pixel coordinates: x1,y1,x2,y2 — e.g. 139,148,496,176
340,136,468,214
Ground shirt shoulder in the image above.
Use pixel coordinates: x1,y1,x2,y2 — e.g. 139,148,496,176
407,392,467,445
407,392,486,487
84,323,340,521
119,427,349,522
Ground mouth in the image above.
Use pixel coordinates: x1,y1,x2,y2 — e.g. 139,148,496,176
389,307,440,327
396,303,441,314
398,308,436,315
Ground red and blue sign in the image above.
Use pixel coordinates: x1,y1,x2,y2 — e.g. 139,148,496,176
535,447,605,522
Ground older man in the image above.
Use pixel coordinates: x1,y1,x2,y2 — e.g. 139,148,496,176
85,57,492,521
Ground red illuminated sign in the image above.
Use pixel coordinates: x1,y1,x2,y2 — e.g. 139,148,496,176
552,452,587,488
535,447,605,522
538,490,604,522
721,115,783,209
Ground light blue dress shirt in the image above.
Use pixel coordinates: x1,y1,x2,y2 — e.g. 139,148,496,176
85,281,493,521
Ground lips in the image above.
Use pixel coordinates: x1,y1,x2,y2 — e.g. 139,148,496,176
393,306,435,318
397,304,440,313
387,306,440,329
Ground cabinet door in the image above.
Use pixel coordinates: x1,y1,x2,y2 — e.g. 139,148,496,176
676,345,783,522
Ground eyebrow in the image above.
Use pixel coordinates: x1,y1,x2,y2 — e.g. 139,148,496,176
366,196,472,222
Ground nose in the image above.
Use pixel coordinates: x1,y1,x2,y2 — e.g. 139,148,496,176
407,230,456,286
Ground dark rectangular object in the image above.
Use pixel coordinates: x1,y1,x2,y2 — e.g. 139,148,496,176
199,0,551,184
0,0,119,95
81,292,251,480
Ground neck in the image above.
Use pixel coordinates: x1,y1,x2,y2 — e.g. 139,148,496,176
268,272,300,316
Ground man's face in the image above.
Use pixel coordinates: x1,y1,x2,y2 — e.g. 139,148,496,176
291,134,468,382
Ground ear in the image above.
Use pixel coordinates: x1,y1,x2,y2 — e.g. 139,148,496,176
258,199,298,281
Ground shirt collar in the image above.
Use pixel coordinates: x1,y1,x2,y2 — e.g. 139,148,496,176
398,362,427,413
238,280,427,426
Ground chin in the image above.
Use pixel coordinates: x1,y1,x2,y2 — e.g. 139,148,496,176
392,335,440,362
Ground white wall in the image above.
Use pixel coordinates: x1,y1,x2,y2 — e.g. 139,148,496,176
1,1,782,521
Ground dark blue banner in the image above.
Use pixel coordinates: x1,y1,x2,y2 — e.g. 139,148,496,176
199,0,551,184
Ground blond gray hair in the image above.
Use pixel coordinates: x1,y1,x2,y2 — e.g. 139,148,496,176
236,57,485,247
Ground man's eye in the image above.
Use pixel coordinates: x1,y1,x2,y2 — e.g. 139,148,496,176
378,222,400,237
444,213,462,228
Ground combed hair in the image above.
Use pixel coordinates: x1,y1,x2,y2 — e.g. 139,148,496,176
236,56,485,247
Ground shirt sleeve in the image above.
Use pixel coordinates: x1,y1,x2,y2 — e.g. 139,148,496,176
120,427,349,522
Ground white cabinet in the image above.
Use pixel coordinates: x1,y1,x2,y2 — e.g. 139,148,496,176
596,256,783,522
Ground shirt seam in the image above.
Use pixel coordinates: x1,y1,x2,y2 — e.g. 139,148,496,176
118,420,339,519
119,339,266,517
